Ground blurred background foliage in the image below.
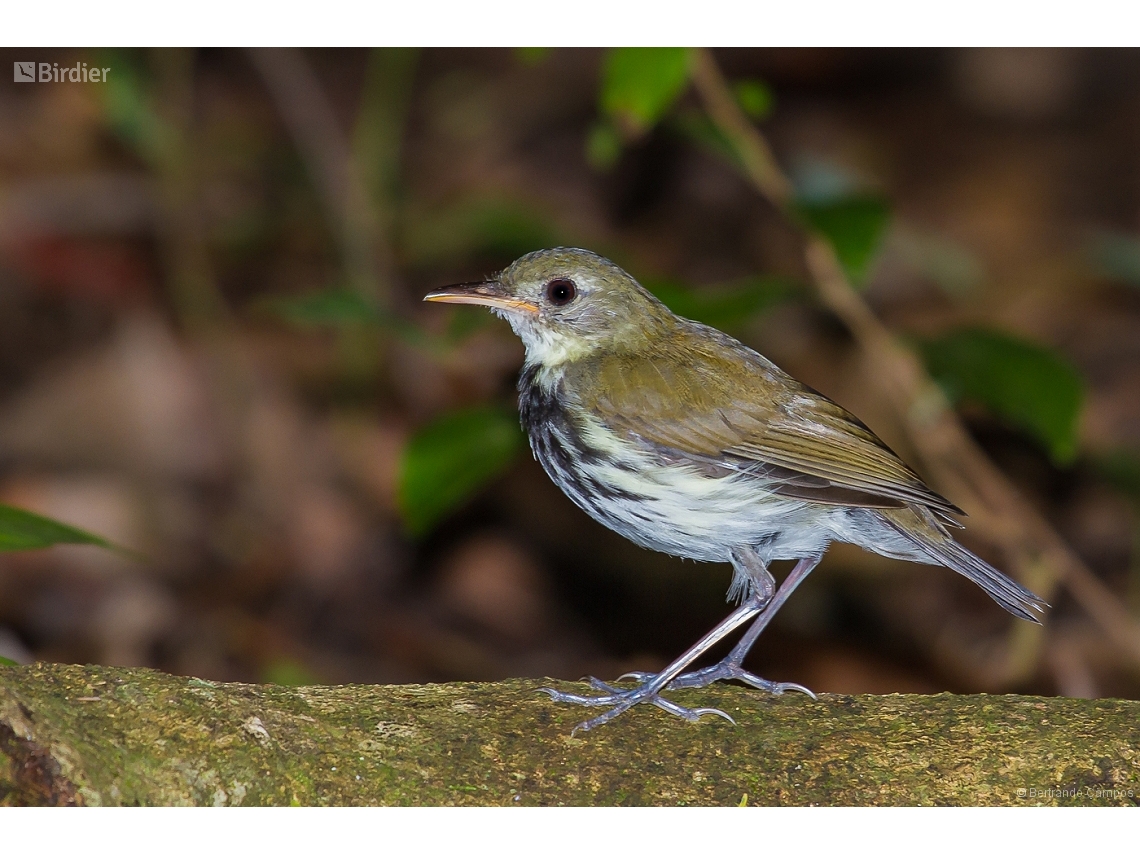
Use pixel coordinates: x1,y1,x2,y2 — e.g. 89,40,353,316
2,47,1140,700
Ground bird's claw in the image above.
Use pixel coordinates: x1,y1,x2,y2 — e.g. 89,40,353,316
725,672,816,699
541,676,738,731
657,701,735,724
766,680,816,699
663,661,817,698
598,662,817,698
615,670,653,682
586,677,736,723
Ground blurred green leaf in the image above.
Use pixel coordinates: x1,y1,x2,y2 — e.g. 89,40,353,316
1091,450,1140,501
734,79,774,120
919,328,1084,464
586,120,623,171
647,276,796,332
601,48,693,133
443,302,497,344
262,658,319,686
397,406,524,536
262,289,385,327
353,48,419,214
0,504,113,552
515,48,551,66
1087,230,1140,287
257,288,431,349
669,110,742,169
796,195,891,286
402,197,562,266
0,656,18,667
96,49,173,166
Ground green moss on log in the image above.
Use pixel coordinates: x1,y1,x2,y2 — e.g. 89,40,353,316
1,662,1137,805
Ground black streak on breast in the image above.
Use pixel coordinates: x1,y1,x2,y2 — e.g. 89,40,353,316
517,364,638,504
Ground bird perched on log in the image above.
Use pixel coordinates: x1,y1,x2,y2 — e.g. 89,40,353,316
425,247,1046,733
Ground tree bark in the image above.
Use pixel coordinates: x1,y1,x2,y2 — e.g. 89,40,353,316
1,662,1136,806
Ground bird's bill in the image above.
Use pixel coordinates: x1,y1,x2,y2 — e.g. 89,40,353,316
423,281,539,314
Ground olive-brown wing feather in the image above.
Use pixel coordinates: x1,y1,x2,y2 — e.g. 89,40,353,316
566,337,961,518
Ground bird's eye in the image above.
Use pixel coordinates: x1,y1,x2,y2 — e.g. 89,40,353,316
545,278,577,306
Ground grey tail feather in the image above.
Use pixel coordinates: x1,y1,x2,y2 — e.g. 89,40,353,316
917,536,1048,624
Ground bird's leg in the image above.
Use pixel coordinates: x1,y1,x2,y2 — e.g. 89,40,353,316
724,544,776,607
661,554,822,695
539,593,768,732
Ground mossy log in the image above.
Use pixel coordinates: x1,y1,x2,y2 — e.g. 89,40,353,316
1,662,1137,806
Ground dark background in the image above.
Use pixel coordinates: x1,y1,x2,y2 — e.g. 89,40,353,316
2,47,1140,700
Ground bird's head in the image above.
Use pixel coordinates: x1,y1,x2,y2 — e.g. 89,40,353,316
424,247,675,366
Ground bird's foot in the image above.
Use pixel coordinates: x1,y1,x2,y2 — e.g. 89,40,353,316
538,677,735,734
618,662,816,698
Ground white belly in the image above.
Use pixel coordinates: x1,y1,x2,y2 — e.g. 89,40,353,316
532,412,837,565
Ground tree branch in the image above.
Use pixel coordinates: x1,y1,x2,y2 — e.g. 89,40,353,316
1,663,1137,806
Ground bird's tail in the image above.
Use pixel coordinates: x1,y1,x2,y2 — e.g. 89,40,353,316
884,511,1048,624
922,537,1047,623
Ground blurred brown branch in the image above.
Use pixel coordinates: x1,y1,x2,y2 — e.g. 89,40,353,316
690,47,1140,685
149,48,230,331
246,47,388,303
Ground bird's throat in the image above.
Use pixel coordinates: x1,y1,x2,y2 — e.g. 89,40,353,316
508,315,594,373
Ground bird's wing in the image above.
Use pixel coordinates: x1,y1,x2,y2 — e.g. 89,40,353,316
568,334,962,519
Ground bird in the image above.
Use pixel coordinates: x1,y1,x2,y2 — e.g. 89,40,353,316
424,247,1047,732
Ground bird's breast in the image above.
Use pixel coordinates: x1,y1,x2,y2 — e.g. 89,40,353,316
516,365,833,563
519,365,634,502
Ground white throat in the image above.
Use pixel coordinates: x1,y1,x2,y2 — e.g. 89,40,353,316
503,312,591,369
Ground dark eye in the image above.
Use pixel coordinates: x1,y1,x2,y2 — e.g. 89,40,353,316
545,278,577,306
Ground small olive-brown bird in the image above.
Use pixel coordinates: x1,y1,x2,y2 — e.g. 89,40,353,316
425,247,1046,732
